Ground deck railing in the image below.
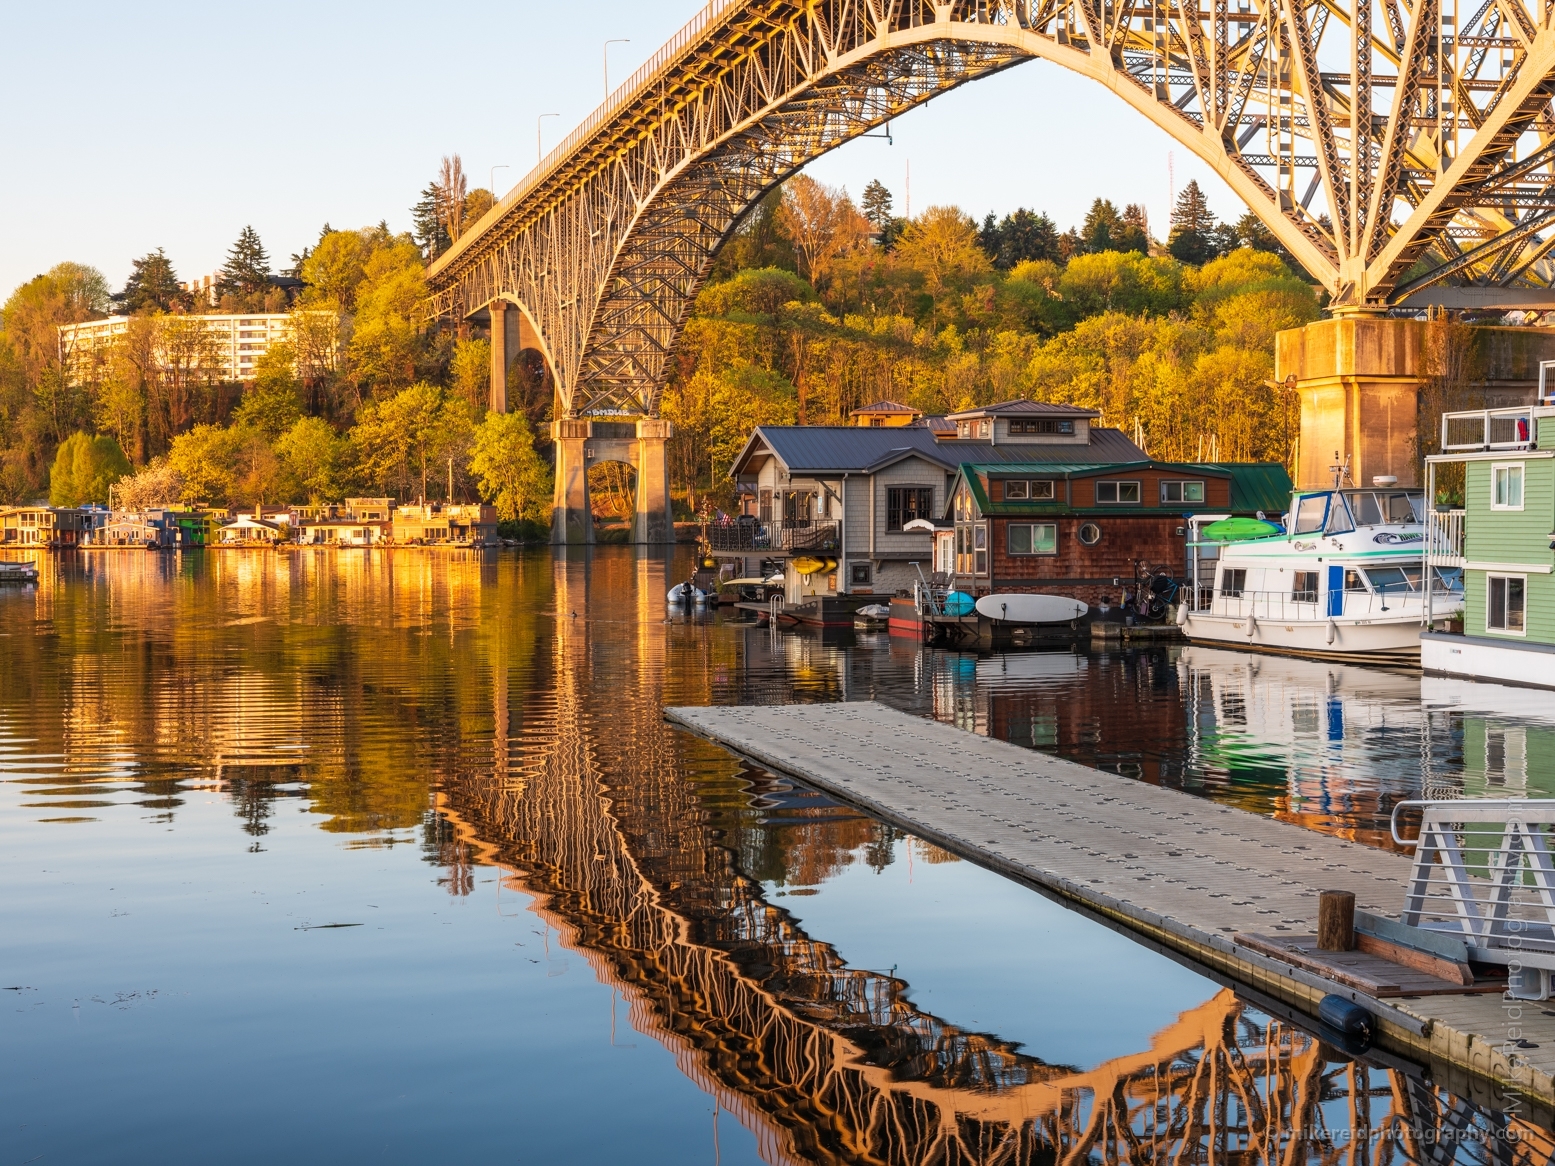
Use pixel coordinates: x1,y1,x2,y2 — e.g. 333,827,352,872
706,519,841,554
1441,407,1536,451
1426,508,1465,566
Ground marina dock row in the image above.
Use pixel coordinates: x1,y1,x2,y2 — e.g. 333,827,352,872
664,700,1555,1104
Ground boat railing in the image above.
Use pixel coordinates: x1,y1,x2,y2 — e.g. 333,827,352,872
1199,587,1460,620
1426,508,1465,566
1441,407,1536,451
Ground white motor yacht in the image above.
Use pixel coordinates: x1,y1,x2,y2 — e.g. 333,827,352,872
1179,487,1463,660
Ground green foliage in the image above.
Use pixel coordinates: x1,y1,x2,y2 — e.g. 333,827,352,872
861,180,893,231
1168,180,1219,265
48,432,131,506
352,382,474,500
450,338,490,410
232,344,304,437
469,411,553,522
346,238,430,395
1058,251,1184,319
275,416,349,502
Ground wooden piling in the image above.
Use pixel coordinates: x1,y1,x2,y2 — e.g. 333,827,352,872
1317,890,1356,951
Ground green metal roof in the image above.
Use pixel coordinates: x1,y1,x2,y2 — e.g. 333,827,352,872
953,460,1291,517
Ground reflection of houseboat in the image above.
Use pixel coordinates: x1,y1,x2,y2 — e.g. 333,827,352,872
1421,406,1555,688
1180,486,1461,660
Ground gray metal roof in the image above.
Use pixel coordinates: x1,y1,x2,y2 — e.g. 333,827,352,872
731,425,1147,477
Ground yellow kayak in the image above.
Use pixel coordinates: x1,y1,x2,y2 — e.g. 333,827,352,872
792,556,825,575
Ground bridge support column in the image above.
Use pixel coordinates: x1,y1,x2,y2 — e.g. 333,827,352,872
1277,317,1555,491
551,418,593,545
489,301,509,414
633,419,675,544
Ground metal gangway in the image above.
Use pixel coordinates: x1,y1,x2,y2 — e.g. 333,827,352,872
1392,798,1555,997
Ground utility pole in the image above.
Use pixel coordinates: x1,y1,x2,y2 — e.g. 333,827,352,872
537,114,559,165
604,39,629,98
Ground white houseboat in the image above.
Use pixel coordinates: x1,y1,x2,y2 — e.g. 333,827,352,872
1180,485,1463,660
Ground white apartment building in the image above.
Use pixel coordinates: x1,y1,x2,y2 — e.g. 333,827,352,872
59,313,296,382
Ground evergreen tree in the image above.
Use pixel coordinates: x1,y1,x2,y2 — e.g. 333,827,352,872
1167,180,1218,264
861,179,893,229
1081,198,1125,252
288,223,332,279
221,226,271,296
1115,204,1151,253
412,183,450,260
979,212,1002,262
122,248,187,314
993,209,1060,267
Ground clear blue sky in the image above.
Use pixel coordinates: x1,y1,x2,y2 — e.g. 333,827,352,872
1,1,1245,299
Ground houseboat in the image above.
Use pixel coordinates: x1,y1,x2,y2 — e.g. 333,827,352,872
1421,405,1555,687
1179,484,1461,660
722,401,1154,625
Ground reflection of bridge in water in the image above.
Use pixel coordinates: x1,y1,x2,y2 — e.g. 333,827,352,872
435,559,1550,1165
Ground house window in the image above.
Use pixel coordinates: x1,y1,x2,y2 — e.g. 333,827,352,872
1220,567,1247,597
1003,480,1054,501
1292,570,1318,603
887,487,934,530
1009,418,1074,435
974,524,987,574
1488,574,1527,633
1492,463,1525,510
1077,523,1101,545
758,490,771,522
1007,523,1058,555
976,420,992,438
851,562,871,584
1161,481,1205,504
1095,481,1141,504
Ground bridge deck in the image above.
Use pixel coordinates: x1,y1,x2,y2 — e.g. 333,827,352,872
664,700,1555,1100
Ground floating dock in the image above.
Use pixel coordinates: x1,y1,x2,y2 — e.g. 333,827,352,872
664,700,1554,1104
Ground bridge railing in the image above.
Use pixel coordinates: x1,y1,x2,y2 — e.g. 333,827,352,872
706,520,841,554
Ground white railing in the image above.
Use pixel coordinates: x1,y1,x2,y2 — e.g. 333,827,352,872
1441,407,1535,451
1198,587,1459,620
1392,799,1555,969
1425,508,1465,566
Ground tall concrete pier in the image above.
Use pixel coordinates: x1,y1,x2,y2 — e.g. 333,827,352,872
550,417,675,546
1278,318,1555,490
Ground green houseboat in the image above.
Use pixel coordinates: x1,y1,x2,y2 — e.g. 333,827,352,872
1422,405,1555,686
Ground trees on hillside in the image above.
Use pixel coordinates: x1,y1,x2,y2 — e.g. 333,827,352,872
48,433,130,506
123,250,188,314
221,227,272,298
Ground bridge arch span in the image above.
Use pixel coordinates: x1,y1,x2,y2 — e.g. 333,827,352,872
428,0,1555,418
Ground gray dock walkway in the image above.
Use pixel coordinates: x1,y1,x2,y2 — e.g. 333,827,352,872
665,700,1555,1104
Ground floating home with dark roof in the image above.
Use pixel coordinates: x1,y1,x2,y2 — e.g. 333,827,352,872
722,404,1153,606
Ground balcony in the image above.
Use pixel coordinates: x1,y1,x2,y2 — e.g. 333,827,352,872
705,518,841,554
1441,407,1536,452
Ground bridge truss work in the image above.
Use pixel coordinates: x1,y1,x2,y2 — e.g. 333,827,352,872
427,0,1555,421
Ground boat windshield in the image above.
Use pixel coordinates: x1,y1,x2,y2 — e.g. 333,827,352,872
1291,494,1329,534
1343,490,1423,525
1433,565,1464,593
1365,565,1422,594
1324,494,1355,535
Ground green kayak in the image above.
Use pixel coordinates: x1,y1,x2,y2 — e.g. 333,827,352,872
1200,517,1282,541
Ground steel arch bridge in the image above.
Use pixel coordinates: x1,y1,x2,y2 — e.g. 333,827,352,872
426,0,1555,421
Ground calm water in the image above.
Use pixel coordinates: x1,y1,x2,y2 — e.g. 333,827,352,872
2,548,1549,1164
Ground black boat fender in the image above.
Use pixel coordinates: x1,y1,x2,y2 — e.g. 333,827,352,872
1319,993,1372,1039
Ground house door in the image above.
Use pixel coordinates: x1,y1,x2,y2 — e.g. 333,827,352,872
1325,565,1344,617
784,492,814,523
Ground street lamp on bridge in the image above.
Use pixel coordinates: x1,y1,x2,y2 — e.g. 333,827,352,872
604,39,630,99
537,113,559,166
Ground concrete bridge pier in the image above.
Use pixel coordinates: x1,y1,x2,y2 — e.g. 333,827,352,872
632,419,674,546
551,418,593,545
549,417,676,545
488,301,510,414
1278,317,1555,491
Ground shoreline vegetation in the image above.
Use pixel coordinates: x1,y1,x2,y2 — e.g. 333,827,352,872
2,160,1320,522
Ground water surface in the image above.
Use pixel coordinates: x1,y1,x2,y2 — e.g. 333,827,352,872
3,549,1547,1163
